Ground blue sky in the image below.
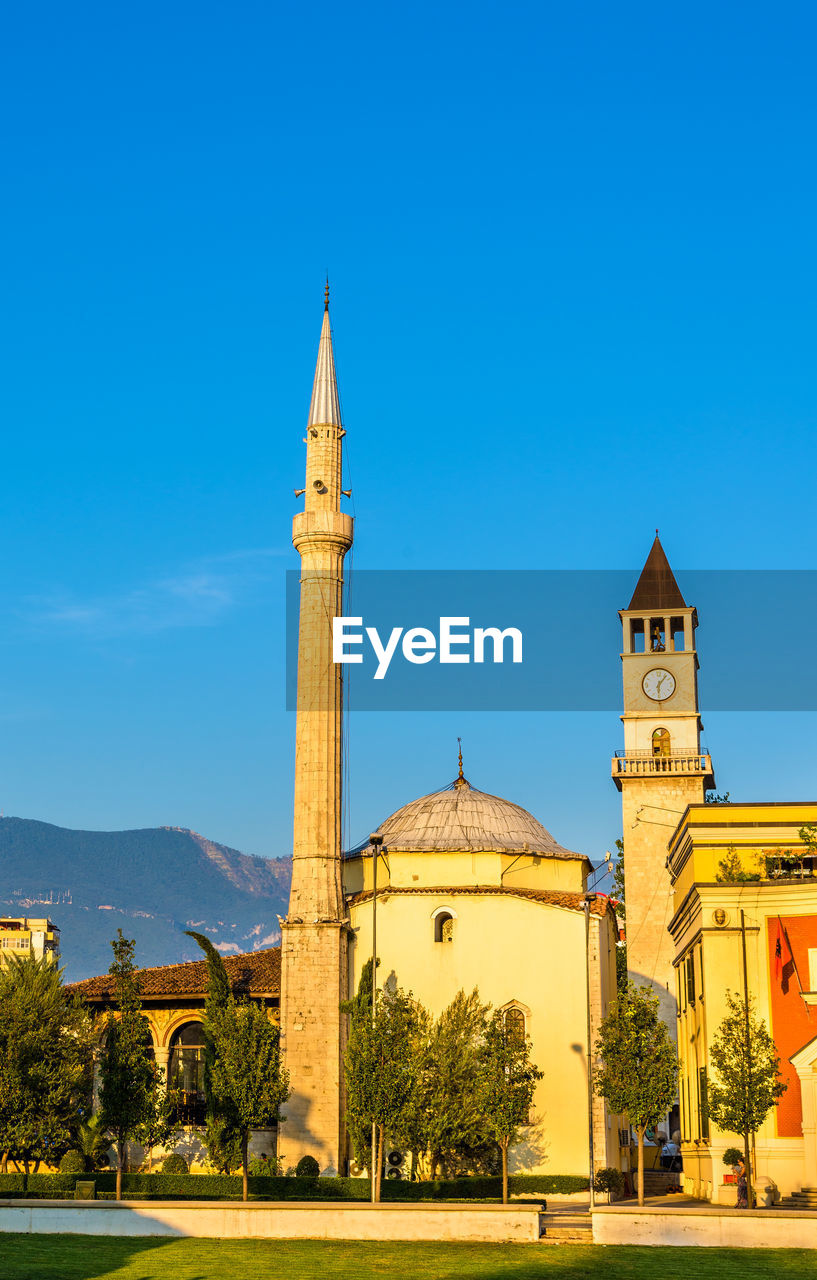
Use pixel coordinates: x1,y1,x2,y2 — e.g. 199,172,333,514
1,2,815,864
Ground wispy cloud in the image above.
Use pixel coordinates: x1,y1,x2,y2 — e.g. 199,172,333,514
25,548,286,637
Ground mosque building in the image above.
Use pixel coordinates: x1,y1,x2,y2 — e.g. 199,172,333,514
276,293,622,1179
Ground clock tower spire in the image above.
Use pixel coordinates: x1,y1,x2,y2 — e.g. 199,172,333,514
612,535,714,1032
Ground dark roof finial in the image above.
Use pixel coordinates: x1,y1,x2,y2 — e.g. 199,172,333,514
324,275,330,312
455,737,469,789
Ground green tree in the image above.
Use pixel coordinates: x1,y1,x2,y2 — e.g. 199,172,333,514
409,989,491,1179
343,971,423,1201
185,931,243,1172
593,982,677,1206
98,932,159,1199
715,846,760,884
706,991,787,1209
801,825,817,853
481,1009,543,1204
612,838,625,910
0,954,93,1173
611,839,628,993
207,998,290,1201
137,1071,182,1172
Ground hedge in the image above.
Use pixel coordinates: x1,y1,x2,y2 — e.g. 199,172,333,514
0,1171,587,1201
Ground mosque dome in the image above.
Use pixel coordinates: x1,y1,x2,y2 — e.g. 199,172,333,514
353,776,581,860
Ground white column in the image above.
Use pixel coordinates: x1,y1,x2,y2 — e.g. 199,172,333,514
154,1047,170,1094
796,1065,817,1188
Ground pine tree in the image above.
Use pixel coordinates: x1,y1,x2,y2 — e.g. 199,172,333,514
0,954,93,1173
411,989,491,1179
343,971,423,1201
707,991,787,1209
98,931,159,1199
481,1009,543,1204
207,998,290,1200
185,930,243,1172
593,982,677,1206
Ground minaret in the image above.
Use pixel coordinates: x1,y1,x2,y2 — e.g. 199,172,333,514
278,287,353,1171
612,535,714,1034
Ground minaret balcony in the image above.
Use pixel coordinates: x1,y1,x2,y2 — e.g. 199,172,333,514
611,749,714,789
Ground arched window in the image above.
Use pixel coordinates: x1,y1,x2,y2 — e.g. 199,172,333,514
503,1006,526,1045
168,1021,207,1124
434,911,454,943
652,727,671,758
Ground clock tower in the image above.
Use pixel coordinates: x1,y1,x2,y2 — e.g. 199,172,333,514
612,535,714,1032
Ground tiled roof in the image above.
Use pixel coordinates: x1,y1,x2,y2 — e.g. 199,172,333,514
349,780,584,860
67,946,281,1003
346,885,615,918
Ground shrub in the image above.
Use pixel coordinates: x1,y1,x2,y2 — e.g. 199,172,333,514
248,1155,282,1177
4,1170,584,1202
161,1154,189,1175
593,1167,625,1202
59,1151,88,1174
722,1147,743,1168
295,1155,320,1178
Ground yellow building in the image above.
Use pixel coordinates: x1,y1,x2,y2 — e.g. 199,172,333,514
668,801,817,1203
343,762,622,1177
68,948,280,1169
0,916,60,967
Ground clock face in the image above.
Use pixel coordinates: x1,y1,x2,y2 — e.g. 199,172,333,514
643,668,676,701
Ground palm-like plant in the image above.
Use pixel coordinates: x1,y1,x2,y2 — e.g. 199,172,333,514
76,1114,111,1170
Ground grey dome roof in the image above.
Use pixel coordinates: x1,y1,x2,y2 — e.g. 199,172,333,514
353,779,581,860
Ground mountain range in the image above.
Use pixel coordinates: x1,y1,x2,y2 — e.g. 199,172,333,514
0,816,292,982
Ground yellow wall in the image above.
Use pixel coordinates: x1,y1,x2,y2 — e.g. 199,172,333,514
347,849,587,895
346,867,620,1176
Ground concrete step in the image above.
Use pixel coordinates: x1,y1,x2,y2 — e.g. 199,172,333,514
540,1214,592,1227
540,1212,593,1243
643,1172,681,1193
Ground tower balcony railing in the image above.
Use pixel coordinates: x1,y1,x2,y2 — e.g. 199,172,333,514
611,750,713,778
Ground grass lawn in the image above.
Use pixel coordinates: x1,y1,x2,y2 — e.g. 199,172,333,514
3,1236,817,1280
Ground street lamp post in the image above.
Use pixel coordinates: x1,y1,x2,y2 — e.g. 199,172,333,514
369,832,383,1204
584,892,598,1210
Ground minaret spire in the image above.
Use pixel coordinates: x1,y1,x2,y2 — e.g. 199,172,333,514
279,291,354,1173
308,297,342,431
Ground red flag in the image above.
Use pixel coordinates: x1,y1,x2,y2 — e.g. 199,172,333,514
775,918,793,983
